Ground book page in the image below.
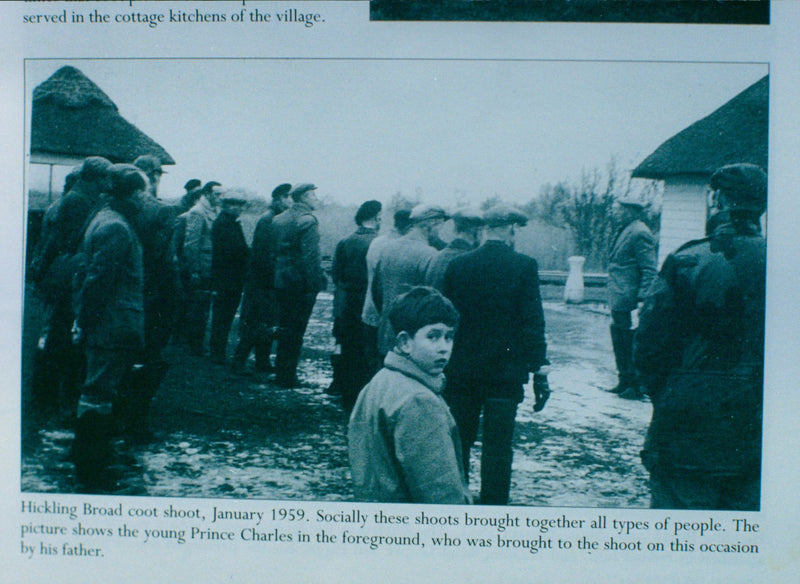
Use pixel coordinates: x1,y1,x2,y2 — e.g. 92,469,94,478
2,2,798,582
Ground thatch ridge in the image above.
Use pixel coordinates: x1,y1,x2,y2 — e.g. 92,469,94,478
632,75,767,180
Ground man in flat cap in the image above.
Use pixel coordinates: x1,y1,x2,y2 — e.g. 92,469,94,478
232,183,293,375
133,154,166,198
606,196,657,399
635,163,767,511
180,181,222,355
442,203,550,505
71,164,147,488
372,203,448,357
426,208,484,291
28,157,113,413
360,208,413,377
272,183,327,387
178,179,203,214
331,199,382,412
209,194,249,364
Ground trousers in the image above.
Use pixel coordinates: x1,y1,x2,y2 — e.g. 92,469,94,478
275,290,318,384
445,384,520,505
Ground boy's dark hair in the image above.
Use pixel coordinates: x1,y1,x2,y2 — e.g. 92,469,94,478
388,286,459,339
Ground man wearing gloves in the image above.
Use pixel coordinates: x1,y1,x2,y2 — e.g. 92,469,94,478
442,203,550,505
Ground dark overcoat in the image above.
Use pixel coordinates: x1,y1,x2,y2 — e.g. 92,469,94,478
635,219,765,476
442,240,547,398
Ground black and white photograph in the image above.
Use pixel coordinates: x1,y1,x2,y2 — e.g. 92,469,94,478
7,0,800,581
22,58,768,511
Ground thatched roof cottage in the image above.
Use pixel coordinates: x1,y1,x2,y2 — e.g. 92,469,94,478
30,65,174,205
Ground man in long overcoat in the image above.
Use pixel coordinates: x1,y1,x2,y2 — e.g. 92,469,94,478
331,200,382,412
606,197,657,399
272,183,327,387
209,195,249,363
181,181,221,355
29,159,111,413
442,204,550,505
71,164,146,488
635,163,767,511
232,183,292,373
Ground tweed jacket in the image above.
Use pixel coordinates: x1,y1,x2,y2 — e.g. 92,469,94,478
607,219,658,312
182,196,218,281
373,230,438,354
74,205,145,351
272,201,327,294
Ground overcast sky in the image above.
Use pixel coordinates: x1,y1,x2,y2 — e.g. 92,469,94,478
26,59,767,206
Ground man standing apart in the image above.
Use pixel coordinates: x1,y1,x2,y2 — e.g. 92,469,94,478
232,183,292,374
272,184,327,387
635,163,766,511
331,200,382,412
606,197,657,399
442,204,550,505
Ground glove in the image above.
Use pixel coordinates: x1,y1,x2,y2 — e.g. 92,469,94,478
533,373,550,412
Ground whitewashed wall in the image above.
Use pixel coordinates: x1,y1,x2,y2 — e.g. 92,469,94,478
658,175,708,266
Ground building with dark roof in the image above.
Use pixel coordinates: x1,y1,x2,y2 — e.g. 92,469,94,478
632,75,767,263
29,65,174,206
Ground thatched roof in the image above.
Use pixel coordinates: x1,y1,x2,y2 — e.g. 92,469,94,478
632,75,767,180
30,66,174,165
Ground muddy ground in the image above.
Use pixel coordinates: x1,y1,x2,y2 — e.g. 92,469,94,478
20,287,652,507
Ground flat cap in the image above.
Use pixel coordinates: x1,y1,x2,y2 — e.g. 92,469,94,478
271,183,293,199
133,154,166,175
710,163,767,213
220,192,247,205
289,183,317,199
483,203,528,227
451,208,484,229
409,203,448,223
109,164,147,199
355,200,382,225
184,179,202,191
80,156,113,182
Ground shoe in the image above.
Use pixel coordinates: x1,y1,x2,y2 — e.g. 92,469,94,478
606,382,628,394
618,385,645,400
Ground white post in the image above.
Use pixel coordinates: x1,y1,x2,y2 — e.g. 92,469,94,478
564,255,585,304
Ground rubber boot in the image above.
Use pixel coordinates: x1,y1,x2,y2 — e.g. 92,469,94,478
608,325,635,394
73,409,115,490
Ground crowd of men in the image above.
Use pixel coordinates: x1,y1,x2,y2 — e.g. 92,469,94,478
27,154,766,511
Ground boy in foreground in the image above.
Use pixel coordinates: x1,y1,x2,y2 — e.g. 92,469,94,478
348,286,471,504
